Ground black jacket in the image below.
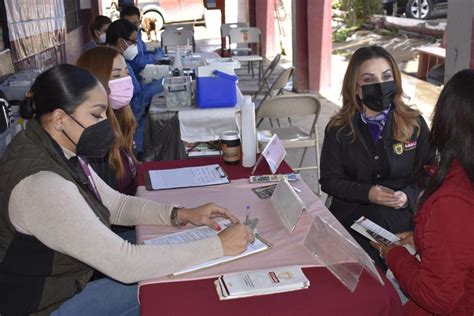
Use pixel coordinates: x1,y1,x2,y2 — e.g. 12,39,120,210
320,110,431,222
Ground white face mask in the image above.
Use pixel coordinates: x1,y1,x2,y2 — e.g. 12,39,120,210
123,41,138,61
99,32,107,44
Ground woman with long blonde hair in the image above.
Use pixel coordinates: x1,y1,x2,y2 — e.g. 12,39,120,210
77,46,138,195
320,45,431,268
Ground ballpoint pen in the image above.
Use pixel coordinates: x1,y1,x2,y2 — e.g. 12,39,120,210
244,205,257,246
245,205,250,225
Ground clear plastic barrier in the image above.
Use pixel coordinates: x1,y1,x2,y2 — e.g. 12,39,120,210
303,216,384,292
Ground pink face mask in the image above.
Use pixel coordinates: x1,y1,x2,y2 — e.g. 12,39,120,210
108,76,133,109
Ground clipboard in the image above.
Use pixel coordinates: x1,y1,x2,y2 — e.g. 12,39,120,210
143,220,272,277
169,234,272,277
144,164,230,191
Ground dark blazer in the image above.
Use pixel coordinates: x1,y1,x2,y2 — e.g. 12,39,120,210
320,110,431,223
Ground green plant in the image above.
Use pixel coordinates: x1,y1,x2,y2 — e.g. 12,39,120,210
332,0,343,10
340,0,382,27
334,27,350,42
333,26,359,42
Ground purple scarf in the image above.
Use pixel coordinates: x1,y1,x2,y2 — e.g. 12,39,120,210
360,105,391,143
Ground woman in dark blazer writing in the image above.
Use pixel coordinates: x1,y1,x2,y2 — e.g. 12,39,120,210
320,46,431,268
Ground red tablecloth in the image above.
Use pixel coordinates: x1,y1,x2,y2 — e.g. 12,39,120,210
137,158,403,316
140,268,401,316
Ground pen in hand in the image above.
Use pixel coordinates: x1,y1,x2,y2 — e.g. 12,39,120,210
245,205,250,226
244,206,257,245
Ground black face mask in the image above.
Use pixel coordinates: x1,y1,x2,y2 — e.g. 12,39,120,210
63,115,115,158
358,81,397,112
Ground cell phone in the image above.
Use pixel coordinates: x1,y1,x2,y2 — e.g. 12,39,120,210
378,185,394,194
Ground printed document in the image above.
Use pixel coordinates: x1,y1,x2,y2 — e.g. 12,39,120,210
351,217,416,255
147,164,229,190
144,220,271,276
215,265,310,300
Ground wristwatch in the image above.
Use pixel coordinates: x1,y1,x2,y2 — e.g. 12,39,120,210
170,206,185,227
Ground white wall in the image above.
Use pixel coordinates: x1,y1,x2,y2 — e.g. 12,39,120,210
225,0,249,23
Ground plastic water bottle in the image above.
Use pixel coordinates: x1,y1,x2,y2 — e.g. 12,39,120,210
241,95,257,167
174,47,183,76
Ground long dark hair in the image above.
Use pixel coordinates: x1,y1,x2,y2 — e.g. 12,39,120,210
106,19,137,46
20,64,99,119
418,69,474,205
329,45,420,143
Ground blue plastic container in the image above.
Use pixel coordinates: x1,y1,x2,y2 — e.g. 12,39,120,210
196,70,238,108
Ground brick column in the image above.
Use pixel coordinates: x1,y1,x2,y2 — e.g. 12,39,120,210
293,0,332,92
255,0,277,57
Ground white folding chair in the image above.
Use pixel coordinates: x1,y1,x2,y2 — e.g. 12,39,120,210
256,66,294,107
161,29,195,54
253,53,281,98
220,22,248,55
228,27,263,79
256,94,322,195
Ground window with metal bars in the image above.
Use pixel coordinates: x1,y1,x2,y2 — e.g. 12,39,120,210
64,0,81,32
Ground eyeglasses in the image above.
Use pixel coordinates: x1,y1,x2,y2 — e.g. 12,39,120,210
124,38,137,45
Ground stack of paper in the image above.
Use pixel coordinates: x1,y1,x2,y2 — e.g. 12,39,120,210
215,265,310,300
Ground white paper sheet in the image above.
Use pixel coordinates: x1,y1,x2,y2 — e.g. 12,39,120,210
351,217,400,246
148,164,229,190
351,217,417,255
144,220,270,276
261,134,286,174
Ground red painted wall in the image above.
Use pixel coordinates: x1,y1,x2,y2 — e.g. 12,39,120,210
294,0,332,92
255,0,277,57
294,0,309,92
308,0,332,91
470,17,474,69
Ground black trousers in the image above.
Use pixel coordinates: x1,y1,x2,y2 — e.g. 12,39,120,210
383,3,394,16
